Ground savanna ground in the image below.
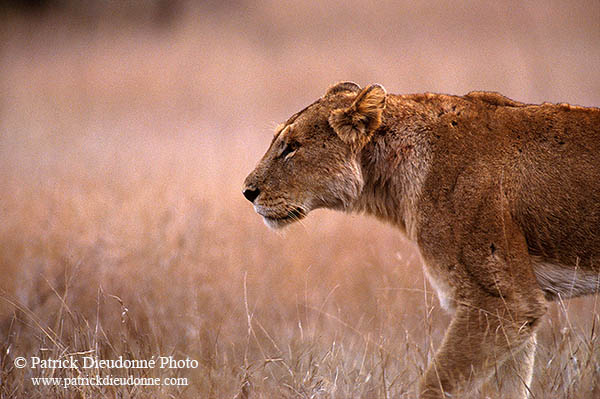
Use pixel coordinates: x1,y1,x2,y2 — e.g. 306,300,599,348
1,2,600,398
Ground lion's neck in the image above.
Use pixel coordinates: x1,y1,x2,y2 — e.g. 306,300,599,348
354,101,432,239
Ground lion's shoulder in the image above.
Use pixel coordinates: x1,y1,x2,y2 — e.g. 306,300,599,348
463,91,526,108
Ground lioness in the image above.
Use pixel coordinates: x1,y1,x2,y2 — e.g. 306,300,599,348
242,82,600,398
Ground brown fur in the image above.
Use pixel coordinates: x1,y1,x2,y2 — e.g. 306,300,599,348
242,82,600,398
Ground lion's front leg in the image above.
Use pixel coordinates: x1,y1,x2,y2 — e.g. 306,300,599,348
418,296,545,399
481,333,537,398
416,186,551,398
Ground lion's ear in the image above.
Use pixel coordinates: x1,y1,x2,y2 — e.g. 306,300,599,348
326,81,361,96
328,84,386,148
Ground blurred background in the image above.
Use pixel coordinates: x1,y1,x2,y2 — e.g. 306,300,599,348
1,1,599,398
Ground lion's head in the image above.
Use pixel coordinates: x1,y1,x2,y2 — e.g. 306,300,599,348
242,82,387,228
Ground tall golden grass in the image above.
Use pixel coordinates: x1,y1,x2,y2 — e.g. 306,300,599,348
1,2,599,397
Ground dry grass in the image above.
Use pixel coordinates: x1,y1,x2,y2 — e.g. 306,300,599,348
1,2,600,398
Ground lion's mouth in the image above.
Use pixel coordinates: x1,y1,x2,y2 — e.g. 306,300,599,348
259,207,306,228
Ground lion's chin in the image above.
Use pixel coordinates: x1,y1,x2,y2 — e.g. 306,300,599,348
260,208,307,229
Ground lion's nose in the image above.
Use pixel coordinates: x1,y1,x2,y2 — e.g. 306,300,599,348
243,187,260,203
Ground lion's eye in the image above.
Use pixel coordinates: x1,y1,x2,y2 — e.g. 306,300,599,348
280,141,299,159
